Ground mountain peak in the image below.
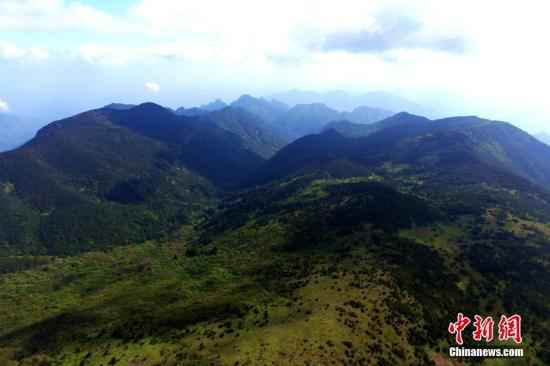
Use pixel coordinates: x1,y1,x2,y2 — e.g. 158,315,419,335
103,103,136,111
125,102,176,119
133,102,168,111
270,89,429,115
200,99,227,111
234,94,261,103
391,111,428,119
232,95,287,109
375,112,431,129
230,95,288,123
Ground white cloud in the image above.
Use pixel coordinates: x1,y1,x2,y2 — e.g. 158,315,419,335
0,1,491,67
128,0,383,64
145,82,160,93
0,41,26,60
0,41,49,61
0,99,9,112
2,0,550,130
130,0,380,36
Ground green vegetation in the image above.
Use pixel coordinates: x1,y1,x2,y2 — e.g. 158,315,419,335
2,105,550,365
0,103,273,256
1,175,549,365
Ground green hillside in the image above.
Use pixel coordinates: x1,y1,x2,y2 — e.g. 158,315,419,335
1,105,550,365
1,172,549,365
253,113,550,189
0,103,274,255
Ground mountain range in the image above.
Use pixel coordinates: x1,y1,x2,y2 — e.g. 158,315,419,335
2,101,550,255
253,112,550,189
224,95,393,140
1,97,550,365
172,95,392,142
275,103,392,140
271,89,433,116
173,99,228,117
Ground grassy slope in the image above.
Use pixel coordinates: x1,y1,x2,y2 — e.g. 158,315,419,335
1,177,549,365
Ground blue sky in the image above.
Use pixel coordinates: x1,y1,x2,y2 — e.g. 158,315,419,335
1,0,550,133
78,0,135,15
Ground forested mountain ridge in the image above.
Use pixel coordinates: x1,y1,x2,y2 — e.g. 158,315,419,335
256,112,550,189
0,103,275,255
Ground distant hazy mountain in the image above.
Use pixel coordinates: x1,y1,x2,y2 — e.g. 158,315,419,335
202,107,288,158
536,132,550,145
174,99,228,117
271,89,430,116
325,112,434,138
342,106,393,125
175,107,207,117
323,120,376,138
176,96,392,141
230,95,289,124
200,99,227,112
277,103,342,139
0,113,41,152
276,103,393,140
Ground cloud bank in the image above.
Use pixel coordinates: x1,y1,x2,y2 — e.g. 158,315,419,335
321,15,466,54
0,41,49,61
1,0,550,133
